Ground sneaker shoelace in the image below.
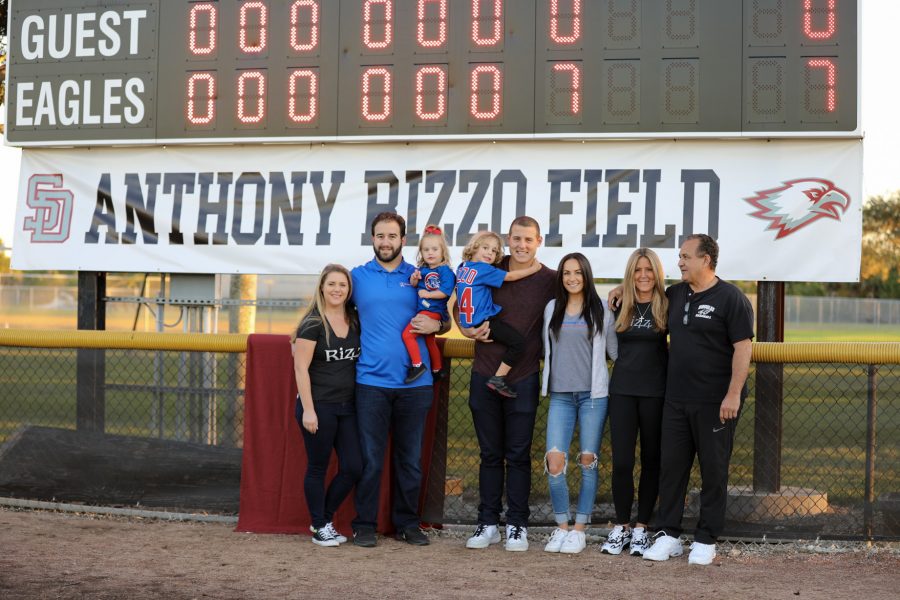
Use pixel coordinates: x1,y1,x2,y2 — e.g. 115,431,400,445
322,523,340,539
508,526,524,540
316,527,336,541
473,524,489,537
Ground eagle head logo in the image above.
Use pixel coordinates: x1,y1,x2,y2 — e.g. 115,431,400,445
745,178,851,239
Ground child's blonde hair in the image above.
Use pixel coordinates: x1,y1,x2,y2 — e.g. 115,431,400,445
416,224,452,268
461,231,504,265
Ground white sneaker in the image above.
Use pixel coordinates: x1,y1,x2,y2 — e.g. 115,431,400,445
642,533,683,561
543,527,569,553
600,525,631,555
688,541,717,565
466,524,501,549
629,527,650,556
504,525,529,552
310,522,347,544
559,529,587,554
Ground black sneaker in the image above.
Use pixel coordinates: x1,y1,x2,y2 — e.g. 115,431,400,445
353,528,377,548
486,375,517,398
311,527,339,547
396,526,430,546
405,364,427,384
431,368,446,381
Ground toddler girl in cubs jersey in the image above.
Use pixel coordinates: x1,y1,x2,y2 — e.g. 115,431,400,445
456,231,541,398
402,225,456,384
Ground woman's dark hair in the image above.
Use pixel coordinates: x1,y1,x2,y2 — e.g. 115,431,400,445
549,252,604,341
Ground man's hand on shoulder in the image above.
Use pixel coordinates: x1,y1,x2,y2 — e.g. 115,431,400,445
608,284,624,309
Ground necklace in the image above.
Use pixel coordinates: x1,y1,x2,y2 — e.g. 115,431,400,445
632,302,652,328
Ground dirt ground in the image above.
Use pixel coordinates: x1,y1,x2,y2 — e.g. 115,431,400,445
1,507,897,600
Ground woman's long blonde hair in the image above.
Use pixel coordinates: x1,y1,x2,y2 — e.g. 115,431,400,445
290,264,357,344
615,248,668,332
461,231,504,265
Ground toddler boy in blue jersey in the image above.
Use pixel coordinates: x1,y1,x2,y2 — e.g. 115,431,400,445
402,225,456,384
456,231,541,398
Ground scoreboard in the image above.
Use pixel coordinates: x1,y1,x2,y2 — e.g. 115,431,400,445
5,0,860,146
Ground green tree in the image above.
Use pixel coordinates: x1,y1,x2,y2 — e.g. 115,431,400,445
861,192,900,282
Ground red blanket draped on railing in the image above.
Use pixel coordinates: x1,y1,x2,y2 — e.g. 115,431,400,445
235,333,444,535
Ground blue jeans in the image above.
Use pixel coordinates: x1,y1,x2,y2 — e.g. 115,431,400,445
352,383,433,531
469,371,540,527
545,392,608,525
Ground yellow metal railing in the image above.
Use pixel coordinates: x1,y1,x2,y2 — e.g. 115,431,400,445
1,329,899,364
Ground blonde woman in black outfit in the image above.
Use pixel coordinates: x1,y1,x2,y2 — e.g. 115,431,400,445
292,264,362,547
602,249,669,556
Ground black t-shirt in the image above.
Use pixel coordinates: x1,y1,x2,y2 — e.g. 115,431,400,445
609,302,668,398
296,313,360,405
665,279,754,403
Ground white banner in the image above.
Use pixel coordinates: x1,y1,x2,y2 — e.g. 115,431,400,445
12,140,862,281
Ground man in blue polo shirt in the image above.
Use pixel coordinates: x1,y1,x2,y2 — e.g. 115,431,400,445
350,212,445,547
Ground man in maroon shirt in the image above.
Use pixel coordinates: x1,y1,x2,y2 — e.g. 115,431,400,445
457,216,556,552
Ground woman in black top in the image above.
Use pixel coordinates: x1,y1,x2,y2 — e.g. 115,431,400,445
292,263,362,547
602,248,669,557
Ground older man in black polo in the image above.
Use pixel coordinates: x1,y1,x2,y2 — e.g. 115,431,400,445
642,234,753,566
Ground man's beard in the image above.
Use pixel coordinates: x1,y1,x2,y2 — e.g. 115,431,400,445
375,244,402,263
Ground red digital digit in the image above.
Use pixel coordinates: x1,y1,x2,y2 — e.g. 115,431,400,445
288,69,318,123
237,71,267,123
803,0,836,40
362,67,392,121
189,3,217,55
470,65,502,120
290,0,319,52
415,66,447,120
806,58,837,113
364,0,393,50
472,0,502,47
550,0,581,45
417,0,448,49
552,62,581,115
187,73,216,125
239,1,268,54
458,286,474,322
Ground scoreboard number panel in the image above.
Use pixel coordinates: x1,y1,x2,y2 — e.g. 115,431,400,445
5,0,861,146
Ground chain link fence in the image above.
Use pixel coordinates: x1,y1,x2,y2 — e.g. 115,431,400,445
0,339,897,541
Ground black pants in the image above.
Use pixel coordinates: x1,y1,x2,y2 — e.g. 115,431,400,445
609,394,664,525
485,318,524,369
469,371,539,527
654,399,739,544
296,399,363,529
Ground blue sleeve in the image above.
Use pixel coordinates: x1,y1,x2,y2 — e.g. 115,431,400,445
438,265,456,296
478,263,508,289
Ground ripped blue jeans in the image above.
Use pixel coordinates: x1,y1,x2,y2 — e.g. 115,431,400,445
545,392,608,525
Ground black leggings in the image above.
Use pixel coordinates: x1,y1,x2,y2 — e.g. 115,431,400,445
485,317,524,369
608,394,664,525
296,398,363,529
